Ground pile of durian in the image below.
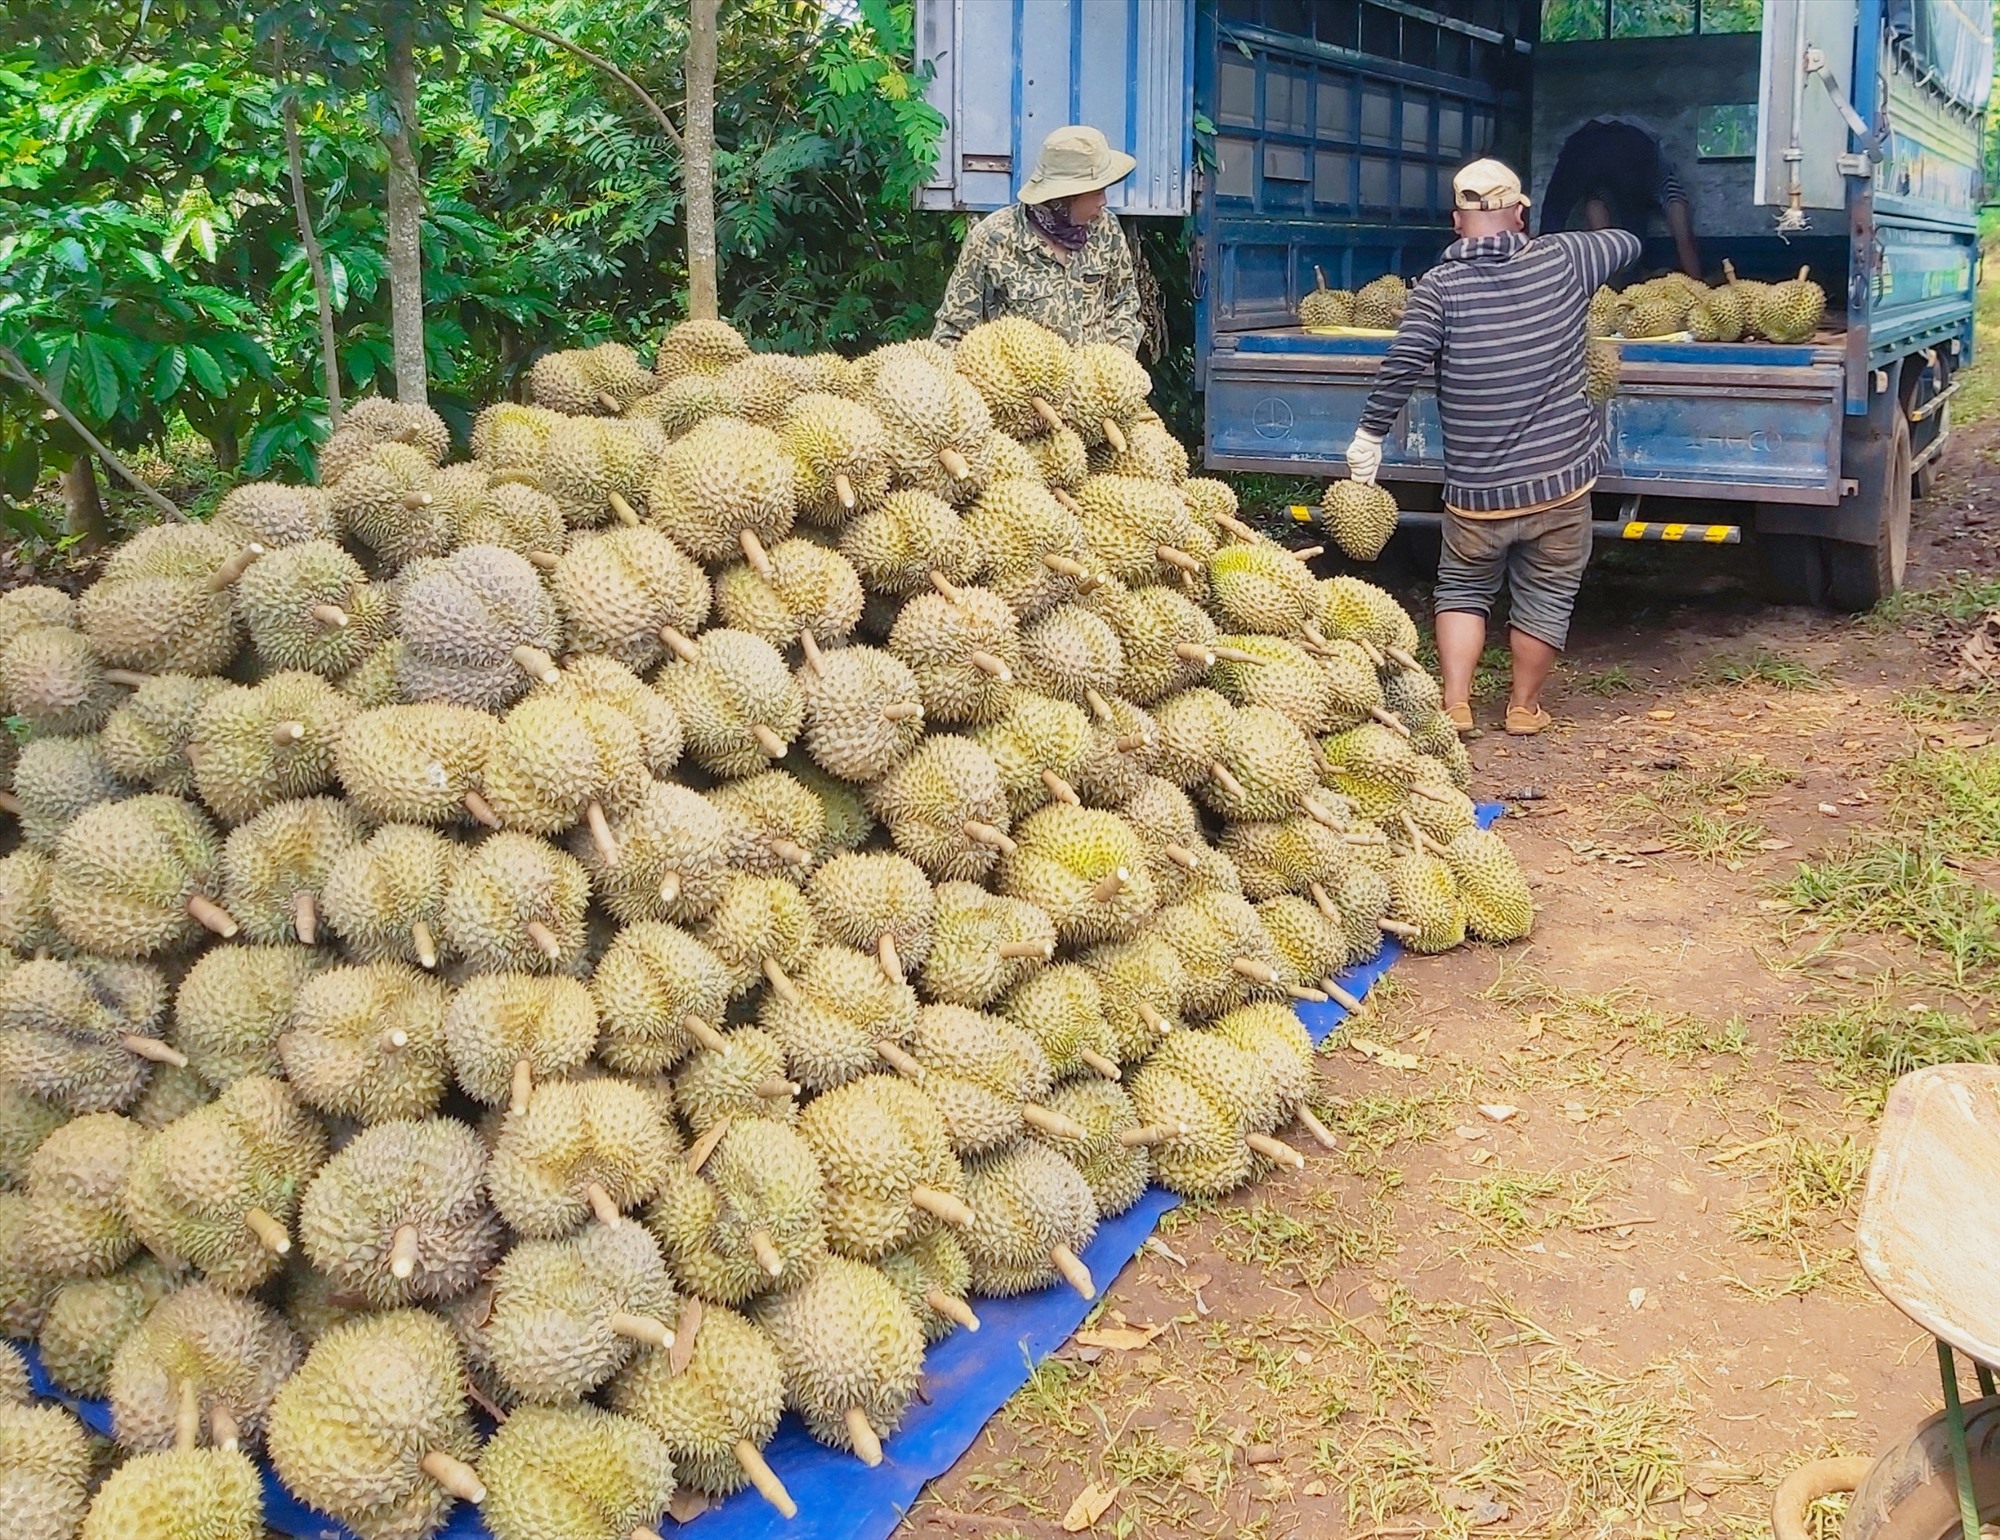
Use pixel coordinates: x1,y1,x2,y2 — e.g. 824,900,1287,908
0,313,1532,1540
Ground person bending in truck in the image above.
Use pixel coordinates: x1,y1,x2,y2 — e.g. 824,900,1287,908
1541,117,1702,280
932,124,1144,352
1342,158,1640,738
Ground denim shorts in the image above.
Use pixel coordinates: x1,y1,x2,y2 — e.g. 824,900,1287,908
1434,492,1593,650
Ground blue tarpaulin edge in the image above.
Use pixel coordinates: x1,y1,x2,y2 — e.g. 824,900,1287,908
11,805,1499,1540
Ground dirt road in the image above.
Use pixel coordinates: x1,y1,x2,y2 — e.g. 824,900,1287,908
912,403,2000,1538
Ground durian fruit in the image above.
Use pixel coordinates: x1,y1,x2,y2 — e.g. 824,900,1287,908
953,317,1075,438
441,832,591,973
1157,887,1293,1022
915,882,1054,1009
235,540,389,676
321,824,462,969
1256,891,1350,998
211,479,338,549
550,526,711,672
998,962,1121,1083
477,1404,674,1540
754,1253,925,1466
794,759,875,857
99,674,231,796
80,1446,264,1540
329,442,452,567
1207,634,1333,734
1690,269,1750,344
875,1226,980,1340
36,1254,178,1398
393,544,563,712
1322,479,1400,561
0,956,176,1112
1757,265,1827,343
22,1110,148,1277
1298,269,1354,328
11,733,131,852
0,1086,67,1191
654,627,804,778
1221,815,1350,901
1352,272,1409,330
173,946,316,1089
1063,343,1150,449
1206,539,1315,634
265,1310,486,1540
0,848,57,954
997,801,1157,945
1197,704,1321,823
1113,582,1220,703
445,973,599,1109
529,342,656,417
631,370,740,435
106,1281,301,1452
1587,285,1629,338
77,525,254,676
1127,1027,1296,1197
542,656,684,778
279,962,450,1124
130,1062,212,1130
1621,287,1684,340
1329,861,1392,963
969,477,1092,619
589,921,734,1076
798,643,925,782
644,417,796,573
877,1003,1081,1155
1106,756,1214,899
0,1339,27,1401
654,317,752,380
672,1025,798,1134
219,795,365,945
1214,1001,1337,1149
706,770,826,880
0,623,121,736
488,1077,681,1238
649,1119,827,1303
796,1074,972,1258
1317,573,1420,652
334,703,500,827
1024,423,1089,491
0,1191,55,1335
1029,1077,1155,1219
609,1305,793,1515
0,1399,92,1540
483,1221,679,1402
1584,336,1621,403
716,352,819,426
806,851,935,985
1090,416,1191,484
481,692,650,864
49,794,238,956
972,690,1092,820
840,488,982,596
582,781,731,926
886,583,1021,726
779,391,891,524
1019,602,1127,708
1382,850,1467,953
1071,473,1210,588
1443,826,1533,942
698,873,821,1000
0,583,73,661
188,671,356,824
960,1140,1099,1299
301,1118,501,1308
324,396,452,478
867,349,991,494
759,944,919,1094
449,479,567,563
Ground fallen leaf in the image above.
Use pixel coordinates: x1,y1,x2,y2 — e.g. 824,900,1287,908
1628,1287,1647,1310
1454,1125,1489,1141
1466,1147,1494,1165
1246,1444,1281,1466
1647,709,1676,721
1304,1479,1329,1497
1479,1104,1519,1123
1818,802,1839,816
668,1489,713,1523
1074,1323,1165,1351
668,1296,702,1376
1061,1482,1121,1532
1756,837,1793,852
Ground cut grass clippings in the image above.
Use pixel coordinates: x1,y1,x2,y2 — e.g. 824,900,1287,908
1783,994,2000,1113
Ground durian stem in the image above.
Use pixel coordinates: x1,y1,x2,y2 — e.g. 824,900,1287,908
1031,396,1064,432
963,820,1017,855
1214,511,1257,540
1299,796,1343,832
1342,831,1389,847
762,957,802,1004
597,391,624,415
996,938,1052,961
1385,645,1421,671
1052,488,1085,517
209,1403,240,1453
1299,621,1333,653
100,668,154,688
1229,956,1278,985
1356,637,1387,667
585,801,622,866
1323,979,1365,1015
1021,1103,1089,1141
243,1206,291,1255
185,894,239,938
929,570,966,604
410,920,440,970
1295,1104,1340,1151
1210,644,1268,665
1292,545,1324,563
749,1229,785,1277
874,1038,924,1078
657,870,683,906
1309,882,1342,923
0,790,18,817
1400,810,1445,857
750,723,788,759
389,1223,420,1280
1113,732,1148,754
509,1058,534,1114
309,601,350,629
606,490,640,527
659,625,702,663
463,790,502,829
1289,983,1329,1003
527,549,560,572
511,644,560,684
909,1184,975,1228
1245,1131,1307,1169
683,1016,730,1055
525,919,564,960
1156,544,1202,575
1090,866,1130,903
1409,782,1456,805
936,446,972,480
738,526,775,577
845,1406,885,1467
608,1311,675,1348
1041,552,1089,580
1136,1001,1170,1038
1172,640,1217,666
584,1182,623,1227
206,544,265,590
292,889,318,946
1118,1121,1184,1148
121,1033,188,1068
735,1440,799,1519
1081,687,1113,723
767,837,810,866
1079,1048,1122,1081
1378,917,1420,940
1369,706,1412,737
1041,770,1080,806
753,1076,799,1099
927,1288,982,1332
1313,264,1329,291
1100,417,1127,453
833,470,857,510
1163,843,1200,872
798,628,825,675
1050,1244,1096,1299
684,1117,730,1173
176,1380,200,1451
967,650,1013,682
1798,265,1811,281
270,719,306,746
381,1027,410,1052
1208,761,1247,801
419,1450,487,1505
881,700,924,723
876,931,905,985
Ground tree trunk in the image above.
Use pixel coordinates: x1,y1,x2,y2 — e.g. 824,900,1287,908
284,90,345,430
60,455,108,545
683,0,719,321
381,14,427,405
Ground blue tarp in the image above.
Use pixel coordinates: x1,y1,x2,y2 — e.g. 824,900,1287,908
12,805,1499,1540
1886,0,1994,112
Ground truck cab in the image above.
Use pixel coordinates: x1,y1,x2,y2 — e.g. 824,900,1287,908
914,0,1989,611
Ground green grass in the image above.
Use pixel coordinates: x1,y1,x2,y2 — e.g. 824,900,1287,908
1949,269,2000,427
1439,1167,1612,1238
1873,569,2000,630
1783,839,2000,982
1618,755,1792,863
1730,1133,1869,1249
1703,649,1828,691
1879,745,2000,858
1891,685,2000,722
1783,996,2000,1112
1571,662,1639,696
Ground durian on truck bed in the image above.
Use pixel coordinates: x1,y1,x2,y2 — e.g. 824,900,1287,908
0,308,1542,1540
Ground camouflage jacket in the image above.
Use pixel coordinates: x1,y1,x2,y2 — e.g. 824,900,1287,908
932,204,1142,352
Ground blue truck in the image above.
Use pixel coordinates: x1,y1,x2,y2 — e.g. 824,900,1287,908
915,0,1990,610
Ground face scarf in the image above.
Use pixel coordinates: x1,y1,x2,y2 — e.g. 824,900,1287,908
1026,196,1092,253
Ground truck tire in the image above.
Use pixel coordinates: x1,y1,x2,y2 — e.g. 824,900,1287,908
1824,410,1912,612
1839,1397,2000,1540
1759,532,1827,607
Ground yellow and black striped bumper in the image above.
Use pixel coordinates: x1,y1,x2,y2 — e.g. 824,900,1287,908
1284,505,1740,544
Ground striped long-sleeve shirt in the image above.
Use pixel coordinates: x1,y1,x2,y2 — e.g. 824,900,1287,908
1357,228,1641,515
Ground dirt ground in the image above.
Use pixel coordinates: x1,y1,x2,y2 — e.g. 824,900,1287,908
909,423,2000,1536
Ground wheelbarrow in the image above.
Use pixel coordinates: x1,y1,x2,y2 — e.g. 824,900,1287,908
1774,1065,2000,1540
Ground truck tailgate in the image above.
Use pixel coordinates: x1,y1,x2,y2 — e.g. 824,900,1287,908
1205,332,1848,505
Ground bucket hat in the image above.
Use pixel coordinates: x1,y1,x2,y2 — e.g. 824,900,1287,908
1019,125,1137,205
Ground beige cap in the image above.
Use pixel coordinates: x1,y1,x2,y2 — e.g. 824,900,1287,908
1452,157,1530,211
1019,125,1138,206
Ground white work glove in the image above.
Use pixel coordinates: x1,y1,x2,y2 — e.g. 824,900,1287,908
1344,429,1384,487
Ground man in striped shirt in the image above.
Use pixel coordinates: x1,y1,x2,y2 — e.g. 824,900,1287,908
1344,159,1639,736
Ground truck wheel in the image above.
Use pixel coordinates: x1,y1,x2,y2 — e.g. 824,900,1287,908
1840,1397,2000,1540
1824,411,1912,612
1759,532,1827,606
